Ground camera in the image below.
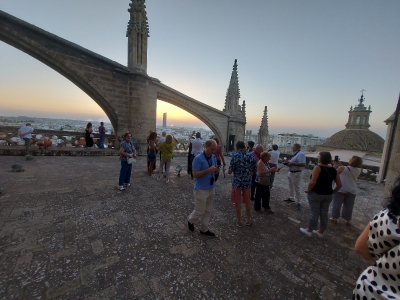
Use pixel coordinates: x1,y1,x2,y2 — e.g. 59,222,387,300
283,161,289,166
334,155,339,162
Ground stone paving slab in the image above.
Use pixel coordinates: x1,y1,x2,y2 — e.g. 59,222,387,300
0,155,385,299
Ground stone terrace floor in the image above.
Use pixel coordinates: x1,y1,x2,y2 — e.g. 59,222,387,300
0,155,385,299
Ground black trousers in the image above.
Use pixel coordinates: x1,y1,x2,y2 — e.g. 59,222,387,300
254,183,271,210
251,173,257,199
269,163,277,187
215,159,221,182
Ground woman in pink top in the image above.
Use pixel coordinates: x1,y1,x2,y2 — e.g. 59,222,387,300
213,137,226,182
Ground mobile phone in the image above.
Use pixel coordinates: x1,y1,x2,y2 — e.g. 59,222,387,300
334,155,339,162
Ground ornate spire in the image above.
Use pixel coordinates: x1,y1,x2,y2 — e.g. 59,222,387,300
354,89,366,111
127,0,149,72
257,106,269,149
223,59,241,114
126,0,149,37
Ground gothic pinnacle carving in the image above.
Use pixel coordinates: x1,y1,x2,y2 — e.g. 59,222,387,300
126,0,149,37
223,59,241,114
257,106,269,149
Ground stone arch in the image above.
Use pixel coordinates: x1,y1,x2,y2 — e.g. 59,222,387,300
0,11,119,131
149,81,229,145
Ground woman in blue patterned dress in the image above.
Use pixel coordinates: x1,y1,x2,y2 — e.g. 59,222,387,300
118,133,137,191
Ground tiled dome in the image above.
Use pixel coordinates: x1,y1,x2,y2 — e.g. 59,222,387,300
322,129,384,152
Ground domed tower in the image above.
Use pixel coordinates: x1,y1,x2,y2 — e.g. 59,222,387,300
321,91,384,153
345,91,372,129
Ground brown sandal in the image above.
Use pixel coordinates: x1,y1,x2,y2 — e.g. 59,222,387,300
345,221,351,226
330,217,337,224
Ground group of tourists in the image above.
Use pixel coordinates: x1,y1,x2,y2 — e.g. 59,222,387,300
117,132,400,298
85,122,107,149
184,138,400,299
117,130,179,191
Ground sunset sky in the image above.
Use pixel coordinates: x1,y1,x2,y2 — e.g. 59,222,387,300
0,0,399,138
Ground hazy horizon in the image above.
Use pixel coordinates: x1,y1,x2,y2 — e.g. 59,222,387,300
1,112,383,139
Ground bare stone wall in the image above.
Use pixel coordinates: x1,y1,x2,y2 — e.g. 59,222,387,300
384,112,400,197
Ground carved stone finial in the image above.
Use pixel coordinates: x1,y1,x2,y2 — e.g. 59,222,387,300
223,59,240,114
126,0,149,37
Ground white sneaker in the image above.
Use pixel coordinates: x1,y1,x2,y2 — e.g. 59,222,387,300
117,185,125,191
300,228,312,237
312,230,324,239
166,179,170,183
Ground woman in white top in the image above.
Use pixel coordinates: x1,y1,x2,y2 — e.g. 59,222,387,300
330,155,363,226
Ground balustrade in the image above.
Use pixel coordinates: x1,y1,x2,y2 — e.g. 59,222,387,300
0,126,192,156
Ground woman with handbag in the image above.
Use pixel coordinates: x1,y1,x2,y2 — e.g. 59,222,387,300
301,152,342,238
157,134,178,183
85,122,94,149
255,151,277,213
330,156,363,226
118,133,137,191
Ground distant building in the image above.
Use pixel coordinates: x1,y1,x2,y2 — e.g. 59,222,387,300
320,91,384,153
273,133,325,154
163,113,167,128
244,130,252,142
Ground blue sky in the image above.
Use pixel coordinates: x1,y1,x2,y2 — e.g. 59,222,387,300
0,0,399,138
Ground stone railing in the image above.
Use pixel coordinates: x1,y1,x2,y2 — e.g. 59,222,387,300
0,126,194,157
0,125,116,149
280,153,380,182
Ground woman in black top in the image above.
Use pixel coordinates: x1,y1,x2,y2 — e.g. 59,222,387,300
300,152,342,238
85,122,94,148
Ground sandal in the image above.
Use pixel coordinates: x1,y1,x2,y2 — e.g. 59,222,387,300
345,221,351,226
329,217,337,224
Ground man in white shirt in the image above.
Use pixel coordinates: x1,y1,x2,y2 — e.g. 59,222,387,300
189,132,204,178
190,132,203,156
269,144,280,189
18,123,34,155
283,143,306,211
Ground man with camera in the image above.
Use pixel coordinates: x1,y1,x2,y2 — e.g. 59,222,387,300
283,143,306,210
187,139,219,237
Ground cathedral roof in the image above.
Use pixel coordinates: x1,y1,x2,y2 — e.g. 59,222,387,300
322,129,384,153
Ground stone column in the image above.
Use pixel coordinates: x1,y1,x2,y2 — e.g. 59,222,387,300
120,75,156,152
384,110,400,198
